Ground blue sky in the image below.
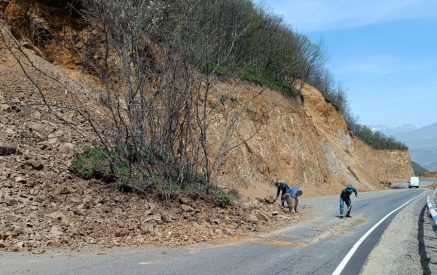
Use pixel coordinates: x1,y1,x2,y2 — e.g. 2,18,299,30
256,0,437,127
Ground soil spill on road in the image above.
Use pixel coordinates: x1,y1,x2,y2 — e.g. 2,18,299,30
260,240,306,248
210,235,307,248
211,235,255,245
308,216,367,245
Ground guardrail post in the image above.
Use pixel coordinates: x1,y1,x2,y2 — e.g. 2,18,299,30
426,187,437,225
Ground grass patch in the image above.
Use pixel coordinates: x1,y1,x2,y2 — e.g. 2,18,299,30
70,146,114,181
186,182,207,196
204,62,297,97
71,147,242,206
70,146,139,185
157,181,182,200
240,70,296,97
214,187,231,208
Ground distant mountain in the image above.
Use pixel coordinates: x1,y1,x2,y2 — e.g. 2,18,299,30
394,122,437,143
411,161,429,176
383,122,437,171
410,148,437,171
369,124,419,137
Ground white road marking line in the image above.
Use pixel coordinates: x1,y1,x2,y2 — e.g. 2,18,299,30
332,191,425,275
138,262,152,265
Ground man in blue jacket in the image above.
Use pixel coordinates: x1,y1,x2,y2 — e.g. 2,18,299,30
340,183,358,218
274,180,303,213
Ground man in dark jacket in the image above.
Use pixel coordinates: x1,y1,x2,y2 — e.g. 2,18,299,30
339,183,358,218
274,180,303,213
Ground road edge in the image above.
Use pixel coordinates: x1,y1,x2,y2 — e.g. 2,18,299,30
332,191,425,275
426,188,437,225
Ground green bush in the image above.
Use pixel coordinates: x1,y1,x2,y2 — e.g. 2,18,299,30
186,182,206,196
70,146,113,180
205,62,297,96
348,124,409,150
71,146,213,197
213,187,232,208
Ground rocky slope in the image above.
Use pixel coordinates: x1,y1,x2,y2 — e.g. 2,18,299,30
0,0,414,252
0,18,304,253
209,80,413,198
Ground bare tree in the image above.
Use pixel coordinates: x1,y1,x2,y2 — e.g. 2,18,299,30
2,0,265,197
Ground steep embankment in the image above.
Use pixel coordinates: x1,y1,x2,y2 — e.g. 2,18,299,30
1,19,309,252
0,0,413,200
207,81,413,198
0,0,413,252
0,2,312,252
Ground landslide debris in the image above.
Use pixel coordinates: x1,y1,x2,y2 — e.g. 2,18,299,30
0,86,299,252
0,23,300,252
0,0,413,253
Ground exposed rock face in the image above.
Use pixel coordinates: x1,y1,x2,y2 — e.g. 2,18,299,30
1,0,414,198
0,25,299,252
0,0,414,252
209,81,414,198
3,0,83,67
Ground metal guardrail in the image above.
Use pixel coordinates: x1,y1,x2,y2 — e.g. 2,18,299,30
426,188,437,226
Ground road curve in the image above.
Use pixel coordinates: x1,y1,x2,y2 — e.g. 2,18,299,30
0,187,429,275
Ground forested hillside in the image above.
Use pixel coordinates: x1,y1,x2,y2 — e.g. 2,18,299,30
152,0,407,151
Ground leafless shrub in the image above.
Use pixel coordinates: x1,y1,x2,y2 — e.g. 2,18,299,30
1,0,265,195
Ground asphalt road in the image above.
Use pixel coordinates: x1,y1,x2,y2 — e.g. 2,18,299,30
1,181,434,275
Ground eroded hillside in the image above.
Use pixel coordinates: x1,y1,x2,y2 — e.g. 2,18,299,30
0,0,414,252
0,0,413,198
207,80,413,198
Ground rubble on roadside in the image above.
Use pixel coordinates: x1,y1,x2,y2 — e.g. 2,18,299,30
0,65,299,252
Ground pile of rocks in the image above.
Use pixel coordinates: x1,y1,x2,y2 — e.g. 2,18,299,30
0,45,299,253
0,167,297,253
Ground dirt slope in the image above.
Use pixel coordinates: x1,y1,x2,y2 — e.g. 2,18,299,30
209,81,413,198
0,0,414,252
0,23,304,252
0,0,413,199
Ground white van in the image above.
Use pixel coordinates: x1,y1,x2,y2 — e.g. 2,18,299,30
408,176,419,188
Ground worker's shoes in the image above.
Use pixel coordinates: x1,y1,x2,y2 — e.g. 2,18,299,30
345,214,352,218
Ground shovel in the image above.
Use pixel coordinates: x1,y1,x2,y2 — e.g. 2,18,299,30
345,197,357,216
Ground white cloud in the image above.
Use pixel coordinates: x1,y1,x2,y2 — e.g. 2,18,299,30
261,0,437,32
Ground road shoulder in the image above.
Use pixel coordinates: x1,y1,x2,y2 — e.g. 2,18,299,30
360,192,433,275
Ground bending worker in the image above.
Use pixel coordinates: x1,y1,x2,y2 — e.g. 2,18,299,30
274,180,302,213
339,183,358,218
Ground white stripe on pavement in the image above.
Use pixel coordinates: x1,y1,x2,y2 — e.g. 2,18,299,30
332,191,425,275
